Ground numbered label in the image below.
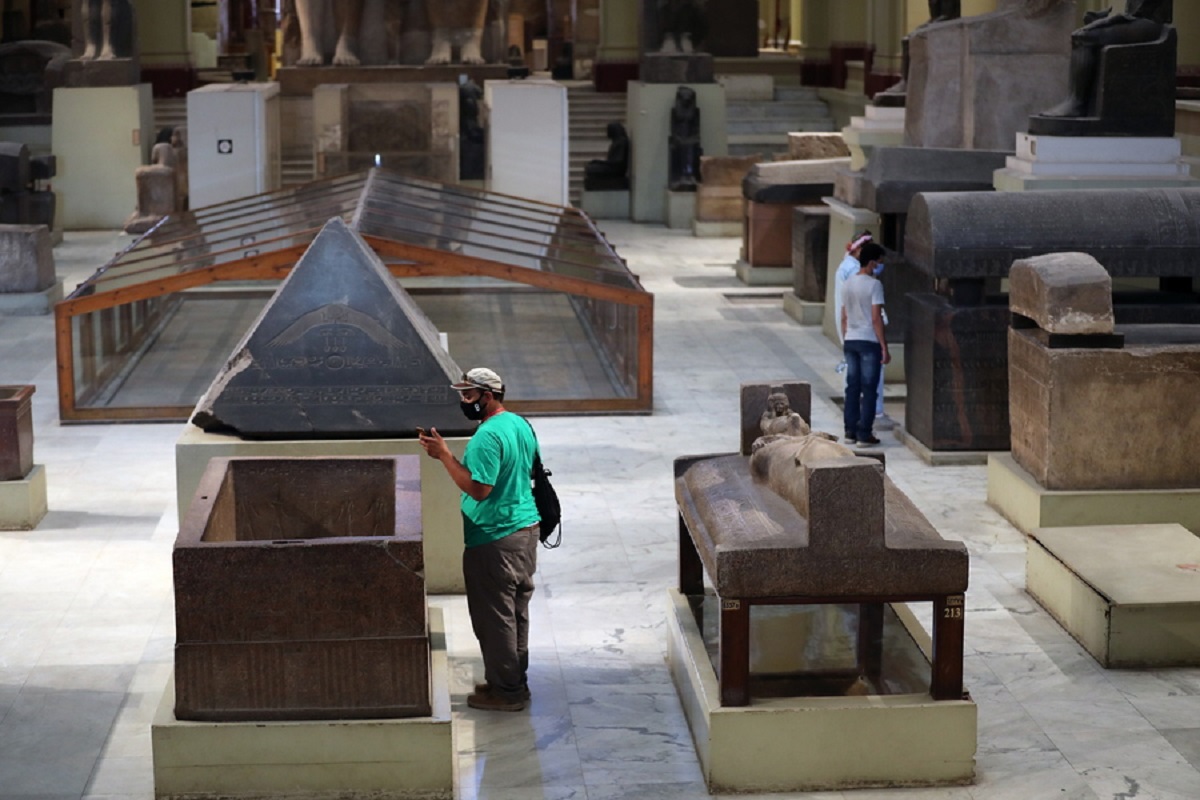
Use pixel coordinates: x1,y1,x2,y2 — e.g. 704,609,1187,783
943,595,965,620
721,599,741,611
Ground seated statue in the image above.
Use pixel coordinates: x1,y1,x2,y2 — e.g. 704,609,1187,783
78,0,135,60
874,0,960,104
295,0,364,66
1030,0,1174,137
759,387,811,439
427,0,489,65
668,86,702,192
658,0,707,54
459,76,485,180
124,128,178,235
583,122,630,191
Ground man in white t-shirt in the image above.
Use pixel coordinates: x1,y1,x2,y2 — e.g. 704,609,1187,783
839,241,891,445
832,230,885,421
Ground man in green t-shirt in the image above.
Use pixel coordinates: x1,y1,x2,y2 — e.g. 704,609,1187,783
419,367,540,711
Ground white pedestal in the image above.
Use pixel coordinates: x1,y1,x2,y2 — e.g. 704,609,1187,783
986,452,1200,534
0,281,62,316
152,607,454,799
187,82,282,208
820,197,879,345
0,464,47,530
842,106,905,170
580,189,630,219
1027,525,1200,668
51,85,153,229
994,134,1200,192
628,81,727,224
665,188,695,230
175,425,468,594
487,80,569,207
666,590,976,793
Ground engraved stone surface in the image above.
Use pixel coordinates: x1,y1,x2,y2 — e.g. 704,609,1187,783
673,450,967,598
904,293,1010,451
739,382,811,456
1009,327,1200,491
1009,253,1115,335
792,206,831,304
0,224,53,293
906,189,1200,280
173,455,429,721
859,147,1008,215
788,132,850,161
0,385,34,481
191,217,472,439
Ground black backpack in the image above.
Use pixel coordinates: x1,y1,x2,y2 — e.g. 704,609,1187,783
524,418,561,549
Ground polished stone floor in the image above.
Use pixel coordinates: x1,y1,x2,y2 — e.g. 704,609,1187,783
1,222,1199,799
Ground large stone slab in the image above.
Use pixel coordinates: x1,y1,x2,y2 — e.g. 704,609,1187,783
174,455,429,721
788,132,850,161
859,147,1009,215
906,189,1200,280
742,158,845,204
191,217,471,439
904,293,1010,452
1008,253,1114,335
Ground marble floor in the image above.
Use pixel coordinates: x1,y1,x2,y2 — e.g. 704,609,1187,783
1,222,1199,800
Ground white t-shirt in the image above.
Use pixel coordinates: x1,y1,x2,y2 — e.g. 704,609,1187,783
832,253,861,344
843,272,885,343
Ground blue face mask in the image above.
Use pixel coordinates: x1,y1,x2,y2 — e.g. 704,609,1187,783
872,263,885,277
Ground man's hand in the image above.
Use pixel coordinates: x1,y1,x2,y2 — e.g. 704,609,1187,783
418,427,450,460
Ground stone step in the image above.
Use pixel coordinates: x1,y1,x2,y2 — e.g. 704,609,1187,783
774,86,821,101
728,119,836,136
727,101,831,119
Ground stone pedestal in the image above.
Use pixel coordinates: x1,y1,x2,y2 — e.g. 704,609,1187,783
666,188,695,230
628,81,726,224
667,589,976,793
783,205,832,326
1027,524,1200,668
903,293,1010,453
152,608,453,799
994,134,1199,192
0,224,58,315
0,463,46,530
51,84,153,229
580,189,630,220
842,106,904,170
694,154,758,237
175,426,468,595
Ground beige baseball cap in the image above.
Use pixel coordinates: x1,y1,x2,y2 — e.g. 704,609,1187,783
451,367,504,392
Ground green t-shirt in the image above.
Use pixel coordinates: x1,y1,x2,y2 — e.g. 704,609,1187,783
461,411,541,548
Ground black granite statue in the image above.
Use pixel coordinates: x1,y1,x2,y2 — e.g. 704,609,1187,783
874,0,961,106
1029,0,1174,136
668,86,702,192
658,0,707,54
583,122,630,191
458,76,485,181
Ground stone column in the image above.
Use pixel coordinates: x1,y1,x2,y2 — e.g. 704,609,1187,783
867,0,905,94
790,0,803,47
133,0,196,95
799,0,832,82
598,0,638,62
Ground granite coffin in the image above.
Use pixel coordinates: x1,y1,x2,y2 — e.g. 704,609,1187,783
191,217,471,438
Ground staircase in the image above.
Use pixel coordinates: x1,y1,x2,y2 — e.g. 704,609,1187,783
281,156,314,188
152,97,187,139
567,84,627,207
726,86,836,159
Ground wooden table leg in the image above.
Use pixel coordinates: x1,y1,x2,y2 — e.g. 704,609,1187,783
679,515,704,596
719,597,750,707
931,594,965,700
857,602,885,683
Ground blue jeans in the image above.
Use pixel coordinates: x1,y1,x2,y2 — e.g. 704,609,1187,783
844,339,882,439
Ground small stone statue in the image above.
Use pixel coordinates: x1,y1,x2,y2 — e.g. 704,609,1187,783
583,122,630,191
658,0,707,54
427,0,490,65
458,76,485,180
1039,0,1172,119
668,86,702,192
759,388,812,439
78,0,135,60
125,127,178,235
295,0,365,66
874,0,960,104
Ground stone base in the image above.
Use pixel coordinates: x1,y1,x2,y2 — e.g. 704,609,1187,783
1027,525,1200,668
0,464,47,530
0,280,62,316
894,425,990,467
987,452,1200,535
666,589,976,793
842,106,905,170
782,292,823,325
693,219,741,238
175,426,468,594
733,260,791,286
666,189,696,230
152,607,453,799
579,189,630,220
277,64,509,97
995,133,1199,192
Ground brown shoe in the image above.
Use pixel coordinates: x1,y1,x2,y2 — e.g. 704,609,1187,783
467,691,527,712
474,682,531,701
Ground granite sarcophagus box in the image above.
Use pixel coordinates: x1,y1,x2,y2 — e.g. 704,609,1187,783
173,455,429,722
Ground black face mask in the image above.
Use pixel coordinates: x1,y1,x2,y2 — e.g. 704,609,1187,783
460,399,485,421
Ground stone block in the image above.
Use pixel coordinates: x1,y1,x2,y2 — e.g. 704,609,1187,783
743,200,798,267
906,189,1200,281
1008,253,1114,335
0,463,47,530
666,189,695,230
174,455,429,721
641,53,714,84
904,293,1010,452
0,385,33,481
0,225,53,293
791,206,831,303
700,155,760,186
694,185,741,222
788,132,850,161
1008,328,1200,492
742,158,846,203
717,74,773,102
62,57,140,88
580,189,630,220
859,147,1008,215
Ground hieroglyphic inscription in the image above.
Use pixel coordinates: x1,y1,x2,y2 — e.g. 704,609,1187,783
220,385,452,406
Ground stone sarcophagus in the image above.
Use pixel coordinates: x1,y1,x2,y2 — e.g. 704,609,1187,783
0,384,34,481
675,382,969,707
173,455,429,722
